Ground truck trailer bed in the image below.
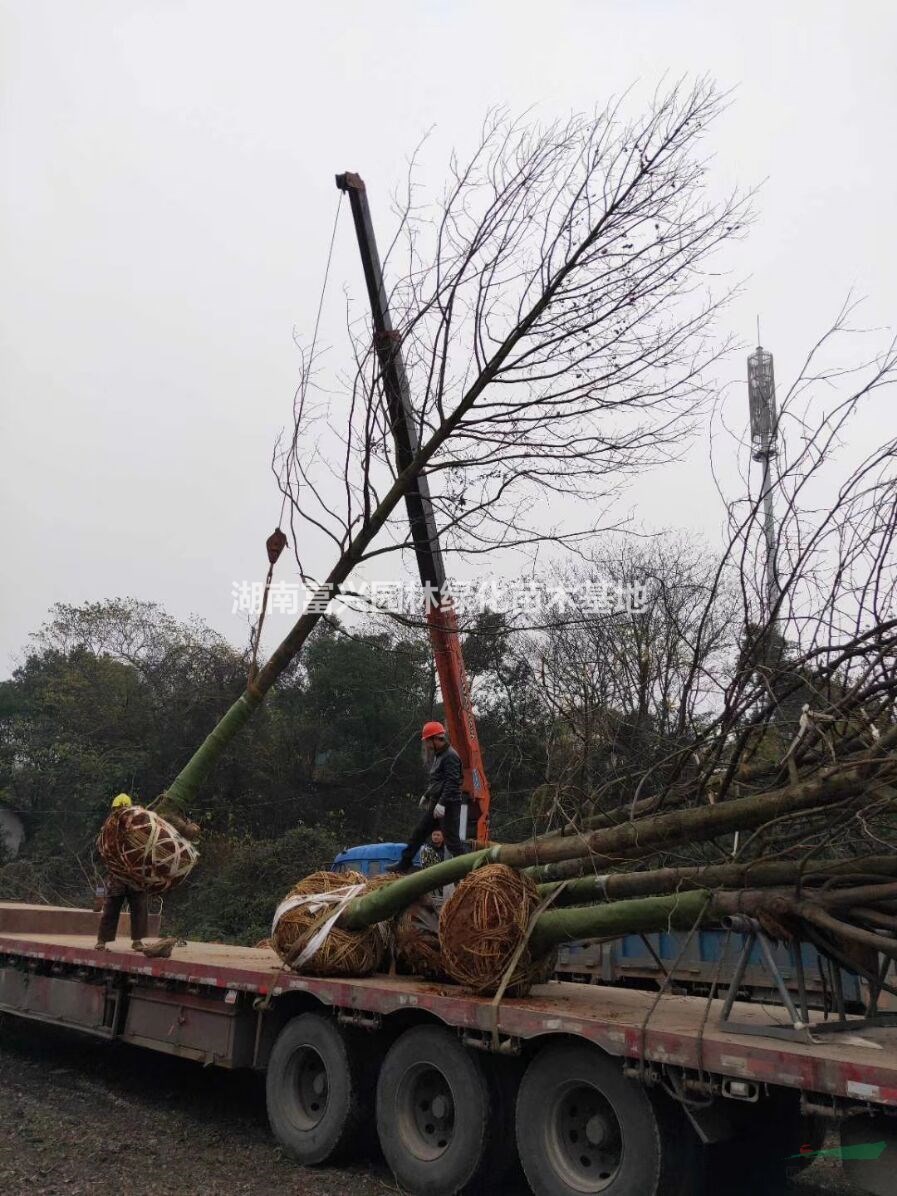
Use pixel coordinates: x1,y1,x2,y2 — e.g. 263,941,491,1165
3,927,897,1110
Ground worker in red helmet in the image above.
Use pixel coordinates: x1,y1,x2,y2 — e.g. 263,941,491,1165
396,721,470,873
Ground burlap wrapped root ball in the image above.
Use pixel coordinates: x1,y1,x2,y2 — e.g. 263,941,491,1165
97,806,199,895
271,870,385,978
395,894,446,980
439,863,556,996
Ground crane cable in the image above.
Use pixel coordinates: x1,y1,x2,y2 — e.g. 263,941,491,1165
248,191,345,685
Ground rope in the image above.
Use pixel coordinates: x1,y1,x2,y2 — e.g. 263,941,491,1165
635,893,711,1081
250,191,346,680
248,529,286,682
489,880,569,1049
278,189,344,524
98,807,199,894
271,882,366,970
694,926,732,1089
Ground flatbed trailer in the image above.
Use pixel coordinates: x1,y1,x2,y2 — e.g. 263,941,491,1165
2,907,896,1195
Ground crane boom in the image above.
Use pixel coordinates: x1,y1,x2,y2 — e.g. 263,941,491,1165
335,171,491,841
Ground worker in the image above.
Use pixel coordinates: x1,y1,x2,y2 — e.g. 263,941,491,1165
94,794,148,952
396,722,469,873
418,827,446,869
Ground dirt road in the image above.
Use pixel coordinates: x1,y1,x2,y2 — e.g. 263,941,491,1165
0,1016,861,1195
0,1018,386,1196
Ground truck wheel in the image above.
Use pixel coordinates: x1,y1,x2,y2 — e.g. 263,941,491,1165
376,1025,494,1195
516,1042,692,1196
266,1013,368,1165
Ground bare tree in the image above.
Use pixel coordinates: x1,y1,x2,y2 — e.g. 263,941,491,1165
531,304,897,876
279,80,746,578
691,304,897,811
528,534,739,828
165,79,748,808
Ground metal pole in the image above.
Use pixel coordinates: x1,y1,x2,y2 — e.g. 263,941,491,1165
760,439,780,618
748,344,781,632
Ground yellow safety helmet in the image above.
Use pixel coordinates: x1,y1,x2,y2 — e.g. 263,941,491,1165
111,793,133,809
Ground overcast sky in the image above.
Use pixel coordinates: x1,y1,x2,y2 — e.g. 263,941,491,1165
1,0,895,675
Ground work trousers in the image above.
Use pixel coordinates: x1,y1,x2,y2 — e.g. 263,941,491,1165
398,800,469,871
97,883,148,944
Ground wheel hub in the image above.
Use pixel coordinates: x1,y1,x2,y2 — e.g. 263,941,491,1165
287,1046,329,1130
585,1113,610,1148
396,1063,456,1161
549,1082,623,1192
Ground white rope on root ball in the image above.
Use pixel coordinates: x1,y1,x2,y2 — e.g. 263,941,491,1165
97,806,199,894
270,870,386,977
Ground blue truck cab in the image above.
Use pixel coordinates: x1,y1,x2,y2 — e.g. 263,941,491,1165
331,842,423,876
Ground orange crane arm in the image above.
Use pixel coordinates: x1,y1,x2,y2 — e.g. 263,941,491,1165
335,171,491,840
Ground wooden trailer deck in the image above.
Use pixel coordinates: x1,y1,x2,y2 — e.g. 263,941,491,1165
3,927,897,1109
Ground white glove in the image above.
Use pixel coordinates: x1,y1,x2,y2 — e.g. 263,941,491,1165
433,803,446,819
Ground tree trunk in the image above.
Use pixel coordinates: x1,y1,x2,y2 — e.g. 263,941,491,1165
536,854,897,906
527,881,897,957
528,890,712,954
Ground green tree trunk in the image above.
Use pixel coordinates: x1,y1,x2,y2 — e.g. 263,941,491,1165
528,890,712,954
537,853,897,906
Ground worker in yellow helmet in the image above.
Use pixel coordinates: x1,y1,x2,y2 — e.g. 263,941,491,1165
95,793,148,952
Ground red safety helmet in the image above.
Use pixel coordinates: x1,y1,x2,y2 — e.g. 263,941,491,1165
421,720,446,742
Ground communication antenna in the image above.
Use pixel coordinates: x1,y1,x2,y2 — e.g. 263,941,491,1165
747,338,780,620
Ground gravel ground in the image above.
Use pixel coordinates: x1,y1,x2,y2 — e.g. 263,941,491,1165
789,1147,866,1194
0,1015,866,1195
0,1018,389,1196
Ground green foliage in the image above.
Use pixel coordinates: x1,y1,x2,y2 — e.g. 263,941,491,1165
0,599,456,937
162,826,341,945
0,851,91,907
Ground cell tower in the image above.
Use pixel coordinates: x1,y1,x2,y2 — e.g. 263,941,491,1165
747,343,780,619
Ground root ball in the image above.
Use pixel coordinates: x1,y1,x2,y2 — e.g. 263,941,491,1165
439,863,555,996
97,806,199,895
271,870,384,977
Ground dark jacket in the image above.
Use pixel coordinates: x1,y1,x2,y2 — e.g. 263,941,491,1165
425,744,463,806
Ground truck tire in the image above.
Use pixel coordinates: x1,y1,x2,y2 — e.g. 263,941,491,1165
516,1042,694,1196
375,1025,495,1195
265,1012,369,1165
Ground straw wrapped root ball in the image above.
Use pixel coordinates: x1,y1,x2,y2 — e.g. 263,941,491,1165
289,869,366,897
439,863,555,996
271,870,385,978
395,895,445,980
97,806,199,894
